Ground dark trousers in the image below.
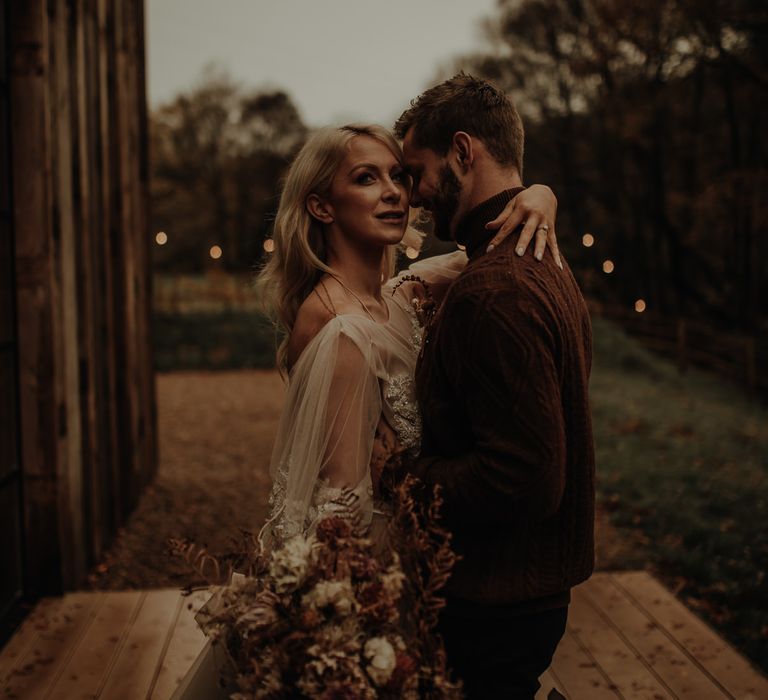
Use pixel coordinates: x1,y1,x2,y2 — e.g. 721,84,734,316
437,603,568,700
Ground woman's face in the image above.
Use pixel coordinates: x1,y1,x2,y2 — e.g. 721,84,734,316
320,135,410,248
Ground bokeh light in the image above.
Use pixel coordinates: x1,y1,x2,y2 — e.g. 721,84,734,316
405,246,419,260
209,245,223,260
602,259,615,274
155,231,167,245
582,233,595,247
635,299,647,313
263,238,275,253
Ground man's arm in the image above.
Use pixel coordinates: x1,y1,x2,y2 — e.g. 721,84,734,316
411,287,566,529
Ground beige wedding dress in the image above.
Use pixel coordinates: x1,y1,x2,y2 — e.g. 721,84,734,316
260,251,467,548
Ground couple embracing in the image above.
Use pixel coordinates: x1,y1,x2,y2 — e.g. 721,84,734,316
257,73,595,699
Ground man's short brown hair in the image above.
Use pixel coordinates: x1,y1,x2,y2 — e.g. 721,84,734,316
394,73,524,175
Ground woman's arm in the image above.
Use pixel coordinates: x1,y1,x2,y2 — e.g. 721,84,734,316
485,184,561,268
390,184,561,306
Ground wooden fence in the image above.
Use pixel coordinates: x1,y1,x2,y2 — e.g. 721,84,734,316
589,300,767,398
5,0,156,610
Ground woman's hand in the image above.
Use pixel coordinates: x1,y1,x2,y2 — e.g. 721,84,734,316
484,184,562,269
370,417,404,492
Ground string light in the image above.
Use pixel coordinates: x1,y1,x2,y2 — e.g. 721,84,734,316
209,245,222,260
635,299,647,313
405,246,419,260
602,260,614,274
155,231,167,245
263,238,275,253
582,233,595,247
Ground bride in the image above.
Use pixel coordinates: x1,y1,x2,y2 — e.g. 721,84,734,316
254,123,558,547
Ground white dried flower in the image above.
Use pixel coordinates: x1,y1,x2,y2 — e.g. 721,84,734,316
269,534,314,593
302,578,357,616
380,566,406,599
363,636,396,686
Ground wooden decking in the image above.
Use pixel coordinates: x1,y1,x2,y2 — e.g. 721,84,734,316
1,572,766,699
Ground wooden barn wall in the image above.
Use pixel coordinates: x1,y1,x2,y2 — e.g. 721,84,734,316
7,0,156,595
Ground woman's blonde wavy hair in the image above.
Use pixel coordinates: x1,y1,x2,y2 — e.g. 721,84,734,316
254,123,421,370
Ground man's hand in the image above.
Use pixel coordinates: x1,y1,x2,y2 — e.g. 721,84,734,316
484,184,562,269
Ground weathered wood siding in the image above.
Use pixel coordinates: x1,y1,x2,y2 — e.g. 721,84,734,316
6,0,156,597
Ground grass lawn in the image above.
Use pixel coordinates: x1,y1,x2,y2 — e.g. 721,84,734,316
153,311,279,371
590,316,768,672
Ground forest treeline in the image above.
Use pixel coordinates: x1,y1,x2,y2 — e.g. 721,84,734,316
150,0,767,333
150,66,307,276
460,0,767,332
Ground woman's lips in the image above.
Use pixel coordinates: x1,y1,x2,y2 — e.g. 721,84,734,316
375,211,405,221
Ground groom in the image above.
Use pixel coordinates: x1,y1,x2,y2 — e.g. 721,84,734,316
395,74,595,699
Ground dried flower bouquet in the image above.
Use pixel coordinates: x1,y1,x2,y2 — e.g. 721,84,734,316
170,475,463,699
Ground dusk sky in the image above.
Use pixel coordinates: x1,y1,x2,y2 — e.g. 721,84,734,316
146,0,499,127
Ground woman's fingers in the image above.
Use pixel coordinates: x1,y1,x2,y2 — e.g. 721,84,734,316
549,227,564,269
484,186,561,267
533,226,548,261
516,217,541,256
485,199,523,252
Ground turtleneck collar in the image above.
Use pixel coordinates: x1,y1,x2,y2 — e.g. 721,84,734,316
454,187,526,261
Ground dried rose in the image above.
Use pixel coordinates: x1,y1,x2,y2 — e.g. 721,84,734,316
385,651,419,690
316,516,354,544
348,551,380,580
299,607,323,630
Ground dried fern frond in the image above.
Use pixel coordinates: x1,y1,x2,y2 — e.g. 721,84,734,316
167,537,229,586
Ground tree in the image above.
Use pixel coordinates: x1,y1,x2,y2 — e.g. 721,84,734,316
453,0,767,330
149,67,308,274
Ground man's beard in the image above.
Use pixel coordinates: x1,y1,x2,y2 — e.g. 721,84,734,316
431,164,462,242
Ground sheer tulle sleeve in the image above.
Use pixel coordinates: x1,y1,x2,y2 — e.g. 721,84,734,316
385,250,468,304
263,317,384,543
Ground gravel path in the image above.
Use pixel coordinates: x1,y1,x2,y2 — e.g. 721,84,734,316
88,370,284,590
88,370,626,590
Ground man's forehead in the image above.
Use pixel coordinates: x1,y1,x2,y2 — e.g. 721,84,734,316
402,129,432,168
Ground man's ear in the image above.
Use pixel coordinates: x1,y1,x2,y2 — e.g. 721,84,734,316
306,194,334,224
452,131,474,171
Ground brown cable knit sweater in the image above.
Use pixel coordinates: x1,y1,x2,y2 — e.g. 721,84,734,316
411,188,595,613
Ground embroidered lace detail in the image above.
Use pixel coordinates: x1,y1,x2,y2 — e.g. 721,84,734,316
383,299,423,457
263,469,372,547
384,372,421,456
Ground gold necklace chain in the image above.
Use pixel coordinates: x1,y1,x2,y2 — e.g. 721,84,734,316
326,273,383,322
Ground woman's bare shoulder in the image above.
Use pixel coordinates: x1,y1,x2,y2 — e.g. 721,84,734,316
287,291,336,369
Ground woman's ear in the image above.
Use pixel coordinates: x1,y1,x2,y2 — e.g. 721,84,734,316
306,194,334,224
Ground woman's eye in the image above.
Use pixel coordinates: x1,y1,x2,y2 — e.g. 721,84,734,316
356,172,374,184
392,171,411,186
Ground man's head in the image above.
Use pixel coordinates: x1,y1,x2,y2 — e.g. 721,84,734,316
394,73,524,240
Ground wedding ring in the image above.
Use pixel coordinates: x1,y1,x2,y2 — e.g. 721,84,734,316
537,224,550,232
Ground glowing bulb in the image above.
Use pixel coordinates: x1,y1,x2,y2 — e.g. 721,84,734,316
602,260,614,274
635,299,647,313
582,233,595,248
405,246,419,260
155,231,167,245
209,245,222,260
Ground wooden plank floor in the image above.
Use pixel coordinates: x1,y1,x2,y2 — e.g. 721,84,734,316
2,573,766,699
